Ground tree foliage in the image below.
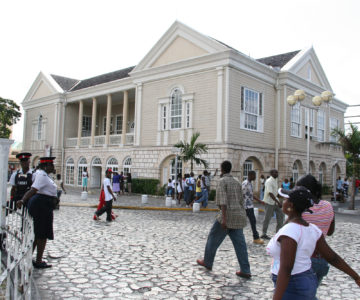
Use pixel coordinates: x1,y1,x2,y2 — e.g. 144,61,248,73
0,97,21,139
331,123,360,210
174,132,209,172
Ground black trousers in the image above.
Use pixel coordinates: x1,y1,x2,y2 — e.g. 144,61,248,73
96,199,113,221
246,208,259,240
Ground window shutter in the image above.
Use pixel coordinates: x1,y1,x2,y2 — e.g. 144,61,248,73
241,87,244,111
259,93,263,116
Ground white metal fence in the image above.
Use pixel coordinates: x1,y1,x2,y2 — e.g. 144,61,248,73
0,206,34,299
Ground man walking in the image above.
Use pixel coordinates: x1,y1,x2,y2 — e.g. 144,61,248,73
196,160,251,278
242,170,264,245
94,169,116,222
261,169,284,240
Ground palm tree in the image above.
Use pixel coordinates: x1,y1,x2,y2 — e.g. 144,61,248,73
332,123,360,210
174,132,209,172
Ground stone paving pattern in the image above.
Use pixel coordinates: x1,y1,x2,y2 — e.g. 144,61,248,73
31,192,360,299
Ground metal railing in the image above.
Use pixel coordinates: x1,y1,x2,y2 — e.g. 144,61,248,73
0,206,34,299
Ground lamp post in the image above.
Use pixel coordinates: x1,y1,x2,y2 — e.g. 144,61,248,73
287,89,333,174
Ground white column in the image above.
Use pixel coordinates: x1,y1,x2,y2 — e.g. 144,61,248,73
135,84,142,146
90,97,97,147
121,90,129,146
53,103,59,148
216,67,224,143
22,111,27,147
77,100,83,148
0,139,13,229
105,94,112,146
224,67,230,143
282,86,287,148
306,108,310,173
275,82,281,170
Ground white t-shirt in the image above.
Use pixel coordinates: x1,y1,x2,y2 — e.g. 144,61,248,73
103,177,113,201
177,179,182,193
171,179,176,189
31,170,57,197
266,222,322,275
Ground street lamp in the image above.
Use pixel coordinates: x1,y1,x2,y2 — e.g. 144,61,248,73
287,89,333,174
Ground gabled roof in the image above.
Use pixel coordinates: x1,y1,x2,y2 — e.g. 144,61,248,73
51,74,79,91
256,50,300,69
70,66,135,91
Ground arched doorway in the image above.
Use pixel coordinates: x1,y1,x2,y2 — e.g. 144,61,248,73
65,158,75,185
318,162,326,185
107,157,119,173
160,155,183,186
332,163,341,193
91,157,102,189
309,161,316,175
123,157,132,176
292,160,303,183
77,157,88,186
242,156,264,192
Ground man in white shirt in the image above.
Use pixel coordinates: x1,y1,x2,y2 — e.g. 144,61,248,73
94,169,117,222
261,169,284,240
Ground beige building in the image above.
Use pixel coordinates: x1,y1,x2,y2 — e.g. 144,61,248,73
21,21,346,191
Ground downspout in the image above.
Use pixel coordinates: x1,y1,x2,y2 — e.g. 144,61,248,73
275,78,280,170
61,94,67,177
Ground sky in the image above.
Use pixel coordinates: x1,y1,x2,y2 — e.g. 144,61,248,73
1,0,360,142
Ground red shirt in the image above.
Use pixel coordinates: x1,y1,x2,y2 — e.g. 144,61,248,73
302,200,334,236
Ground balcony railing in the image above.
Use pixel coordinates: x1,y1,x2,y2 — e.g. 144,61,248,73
66,133,134,148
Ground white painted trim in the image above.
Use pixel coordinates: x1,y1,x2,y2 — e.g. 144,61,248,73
135,84,142,146
216,67,223,142
224,67,230,143
53,103,58,147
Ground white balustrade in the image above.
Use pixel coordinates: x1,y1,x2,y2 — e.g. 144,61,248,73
94,135,105,146
125,133,134,144
66,138,77,148
109,135,121,145
80,137,90,147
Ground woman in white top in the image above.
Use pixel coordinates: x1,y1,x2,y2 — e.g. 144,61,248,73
267,186,360,300
17,157,58,269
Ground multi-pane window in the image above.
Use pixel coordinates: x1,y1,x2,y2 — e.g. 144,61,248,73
240,87,263,131
170,159,182,179
107,157,119,173
65,158,75,185
161,106,167,130
292,162,299,183
82,116,91,137
330,118,339,142
77,157,87,186
170,89,182,129
186,102,191,128
103,116,114,135
37,115,43,140
123,157,132,175
291,102,301,137
317,110,325,142
116,115,123,134
243,160,253,181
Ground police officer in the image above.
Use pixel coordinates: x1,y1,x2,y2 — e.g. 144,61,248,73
9,152,34,211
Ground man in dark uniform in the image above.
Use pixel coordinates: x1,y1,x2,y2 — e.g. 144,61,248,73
9,152,34,211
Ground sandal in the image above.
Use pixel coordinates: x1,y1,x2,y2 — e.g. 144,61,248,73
33,261,52,269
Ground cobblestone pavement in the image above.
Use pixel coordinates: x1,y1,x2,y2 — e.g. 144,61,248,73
33,201,360,299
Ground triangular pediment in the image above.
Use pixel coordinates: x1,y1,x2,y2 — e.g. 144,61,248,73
282,47,332,91
132,21,228,72
23,71,64,103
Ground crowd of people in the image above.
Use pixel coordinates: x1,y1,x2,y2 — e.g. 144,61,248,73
166,169,218,208
196,161,360,299
7,152,360,297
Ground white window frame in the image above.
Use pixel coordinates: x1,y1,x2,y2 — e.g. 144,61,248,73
170,159,182,180
161,105,167,131
82,115,91,137
186,102,191,128
103,116,114,135
240,87,263,132
65,158,75,185
107,157,119,173
291,102,301,138
317,110,325,142
243,160,253,181
115,114,123,135
292,162,299,183
123,157,132,176
330,117,339,143
170,89,182,130
77,157,88,186
37,115,43,140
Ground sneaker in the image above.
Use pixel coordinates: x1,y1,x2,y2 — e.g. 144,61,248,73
260,234,271,240
93,214,100,221
253,238,264,245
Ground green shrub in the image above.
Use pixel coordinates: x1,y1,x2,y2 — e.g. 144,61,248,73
322,184,331,195
157,184,167,196
209,189,216,201
132,178,160,195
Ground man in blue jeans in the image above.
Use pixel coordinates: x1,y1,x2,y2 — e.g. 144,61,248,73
196,160,251,278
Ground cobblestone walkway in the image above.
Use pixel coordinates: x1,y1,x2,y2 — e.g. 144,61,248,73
33,205,360,299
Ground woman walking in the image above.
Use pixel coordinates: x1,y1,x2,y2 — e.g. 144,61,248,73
267,186,360,299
